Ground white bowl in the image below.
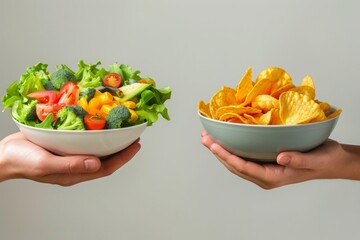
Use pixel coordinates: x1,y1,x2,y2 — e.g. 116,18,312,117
13,118,147,157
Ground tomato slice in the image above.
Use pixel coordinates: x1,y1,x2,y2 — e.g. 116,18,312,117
57,82,80,105
27,90,58,104
84,114,106,130
36,103,65,121
103,73,122,88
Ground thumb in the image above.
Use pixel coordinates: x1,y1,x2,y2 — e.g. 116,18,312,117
45,155,102,174
277,151,313,169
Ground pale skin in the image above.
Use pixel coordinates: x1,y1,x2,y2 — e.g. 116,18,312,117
0,132,141,186
201,130,360,189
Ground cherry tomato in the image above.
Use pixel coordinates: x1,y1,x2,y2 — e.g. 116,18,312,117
36,103,65,121
57,82,80,105
27,90,58,104
138,79,155,84
103,73,122,88
84,114,106,130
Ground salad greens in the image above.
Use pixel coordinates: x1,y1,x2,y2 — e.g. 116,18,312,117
2,60,171,130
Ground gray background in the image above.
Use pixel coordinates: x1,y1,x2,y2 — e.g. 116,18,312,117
1,0,360,239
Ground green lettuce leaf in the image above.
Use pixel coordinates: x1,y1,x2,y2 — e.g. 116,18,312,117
76,60,107,88
135,86,171,126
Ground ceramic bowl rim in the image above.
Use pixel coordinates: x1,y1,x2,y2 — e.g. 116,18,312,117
12,117,148,133
198,107,340,129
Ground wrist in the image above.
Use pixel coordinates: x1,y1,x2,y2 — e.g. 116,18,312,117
0,138,15,182
339,144,360,180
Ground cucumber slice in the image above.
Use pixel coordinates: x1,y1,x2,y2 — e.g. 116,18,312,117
115,83,151,102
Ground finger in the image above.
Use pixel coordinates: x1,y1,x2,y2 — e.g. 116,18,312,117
201,134,215,149
277,151,315,169
100,139,141,176
59,140,142,186
2,132,26,141
43,155,102,175
201,130,209,137
209,143,272,184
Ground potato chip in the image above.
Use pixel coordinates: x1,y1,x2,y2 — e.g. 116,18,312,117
241,78,272,106
310,110,326,123
271,83,295,99
198,100,212,118
215,105,261,119
301,75,315,89
279,91,323,125
251,110,273,125
209,86,237,118
235,67,253,104
242,114,260,125
219,112,249,124
318,102,331,112
289,85,316,99
326,109,343,119
269,108,282,125
251,94,279,112
255,67,293,95
199,66,342,126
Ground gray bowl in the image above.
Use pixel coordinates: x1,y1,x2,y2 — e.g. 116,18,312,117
199,111,340,162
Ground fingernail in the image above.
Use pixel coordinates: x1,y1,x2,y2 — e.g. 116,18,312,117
278,156,291,165
84,159,98,171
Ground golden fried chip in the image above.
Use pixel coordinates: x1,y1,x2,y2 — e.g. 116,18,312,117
255,67,293,95
269,108,282,125
289,85,316,99
200,66,342,126
241,78,272,106
242,114,260,125
256,110,273,125
279,91,323,125
198,100,212,118
235,67,253,104
271,83,295,99
301,75,315,89
215,105,261,119
210,86,237,119
318,102,331,112
251,94,279,112
310,110,326,123
219,112,248,124
326,109,343,119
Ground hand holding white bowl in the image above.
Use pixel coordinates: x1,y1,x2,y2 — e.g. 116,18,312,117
0,132,141,186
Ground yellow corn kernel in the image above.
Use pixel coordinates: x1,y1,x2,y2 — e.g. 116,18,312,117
128,109,138,123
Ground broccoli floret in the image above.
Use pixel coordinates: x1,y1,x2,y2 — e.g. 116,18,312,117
24,100,38,121
66,105,88,119
11,99,38,124
105,105,130,129
50,69,76,90
54,106,87,130
79,87,96,101
43,81,55,90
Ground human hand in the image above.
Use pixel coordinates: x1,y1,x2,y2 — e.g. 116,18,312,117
0,132,141,186
201,130,360,189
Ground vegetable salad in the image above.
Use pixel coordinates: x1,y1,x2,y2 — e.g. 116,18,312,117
2,60,171,130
